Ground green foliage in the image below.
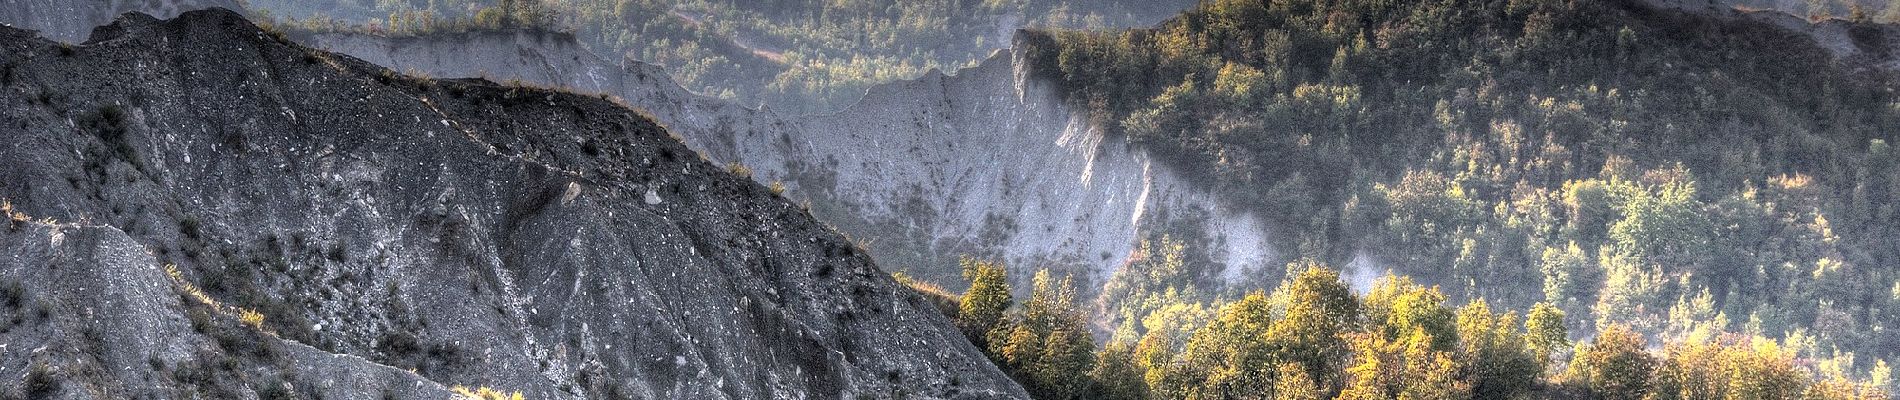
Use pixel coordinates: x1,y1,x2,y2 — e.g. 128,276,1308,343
1265,265,1360,391
956,257,1012,350
1100,235,1213,344
1524,302,1569,374
1088,343,1149,400
1158,291,1279,399
1337,326,1469,400
1023,0,1900,377
1453,300,1538,399
962,262,1100,399
1013,270,1097,399
1569,324,1655,400
954,259,1896,400
1649,336,1804,400
1874,359,1893,395
1362,274,1457,351
24,360,57,398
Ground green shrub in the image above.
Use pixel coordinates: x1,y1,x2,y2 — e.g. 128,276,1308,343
24,361,57,398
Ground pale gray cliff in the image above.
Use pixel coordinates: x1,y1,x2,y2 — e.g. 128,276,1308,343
788,46,1279,287
297,29,1283,290
0,10,1022,399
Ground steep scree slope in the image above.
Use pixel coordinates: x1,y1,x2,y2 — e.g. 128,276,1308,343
0,9,1022,400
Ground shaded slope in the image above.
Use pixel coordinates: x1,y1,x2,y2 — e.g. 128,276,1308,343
0,9,1021,399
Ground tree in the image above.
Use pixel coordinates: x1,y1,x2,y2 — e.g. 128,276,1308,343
1649,336,1808,400
1337,326,1469,400
1593,248,1665,335
1272,362,1321,400
1090,343,1150,400
1212,62,1270,108
998,323,1043,371
1266,264,1361,392
1608,178,1712,270
957,258,1012,350
1036,326,1098,399
1159,292,1277,399
1570,324,1655,400
995,269,1098,399
1720,338,1804,400
1134,330,1176,395
1539,242,1595,309
1525,302,1569,375
1363,274,1457,351
1101,235,1207,342
1455,299,1538,399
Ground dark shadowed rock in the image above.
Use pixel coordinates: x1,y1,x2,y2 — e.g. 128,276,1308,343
0,9,1023,399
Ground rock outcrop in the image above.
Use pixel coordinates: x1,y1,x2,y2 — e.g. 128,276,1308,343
0,9,1022,399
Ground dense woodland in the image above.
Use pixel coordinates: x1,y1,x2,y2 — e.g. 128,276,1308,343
903,258,1895,399
248,0,1192,113
975,0,1900,396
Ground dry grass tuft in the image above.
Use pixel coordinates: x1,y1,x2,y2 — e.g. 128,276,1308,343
451,385,526,400
165,264,272,335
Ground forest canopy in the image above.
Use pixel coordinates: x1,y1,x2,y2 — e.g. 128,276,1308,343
920,259,1894,399
994,0,1900,395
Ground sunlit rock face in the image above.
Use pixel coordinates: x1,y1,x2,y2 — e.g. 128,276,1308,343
0,10,1023,399
786,42,1280,287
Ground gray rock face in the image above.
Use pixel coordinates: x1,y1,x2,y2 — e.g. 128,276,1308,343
788,45,1278,286
300,29,1282,290
0,10,1022,400
0,0,238,42
0,220,457,400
